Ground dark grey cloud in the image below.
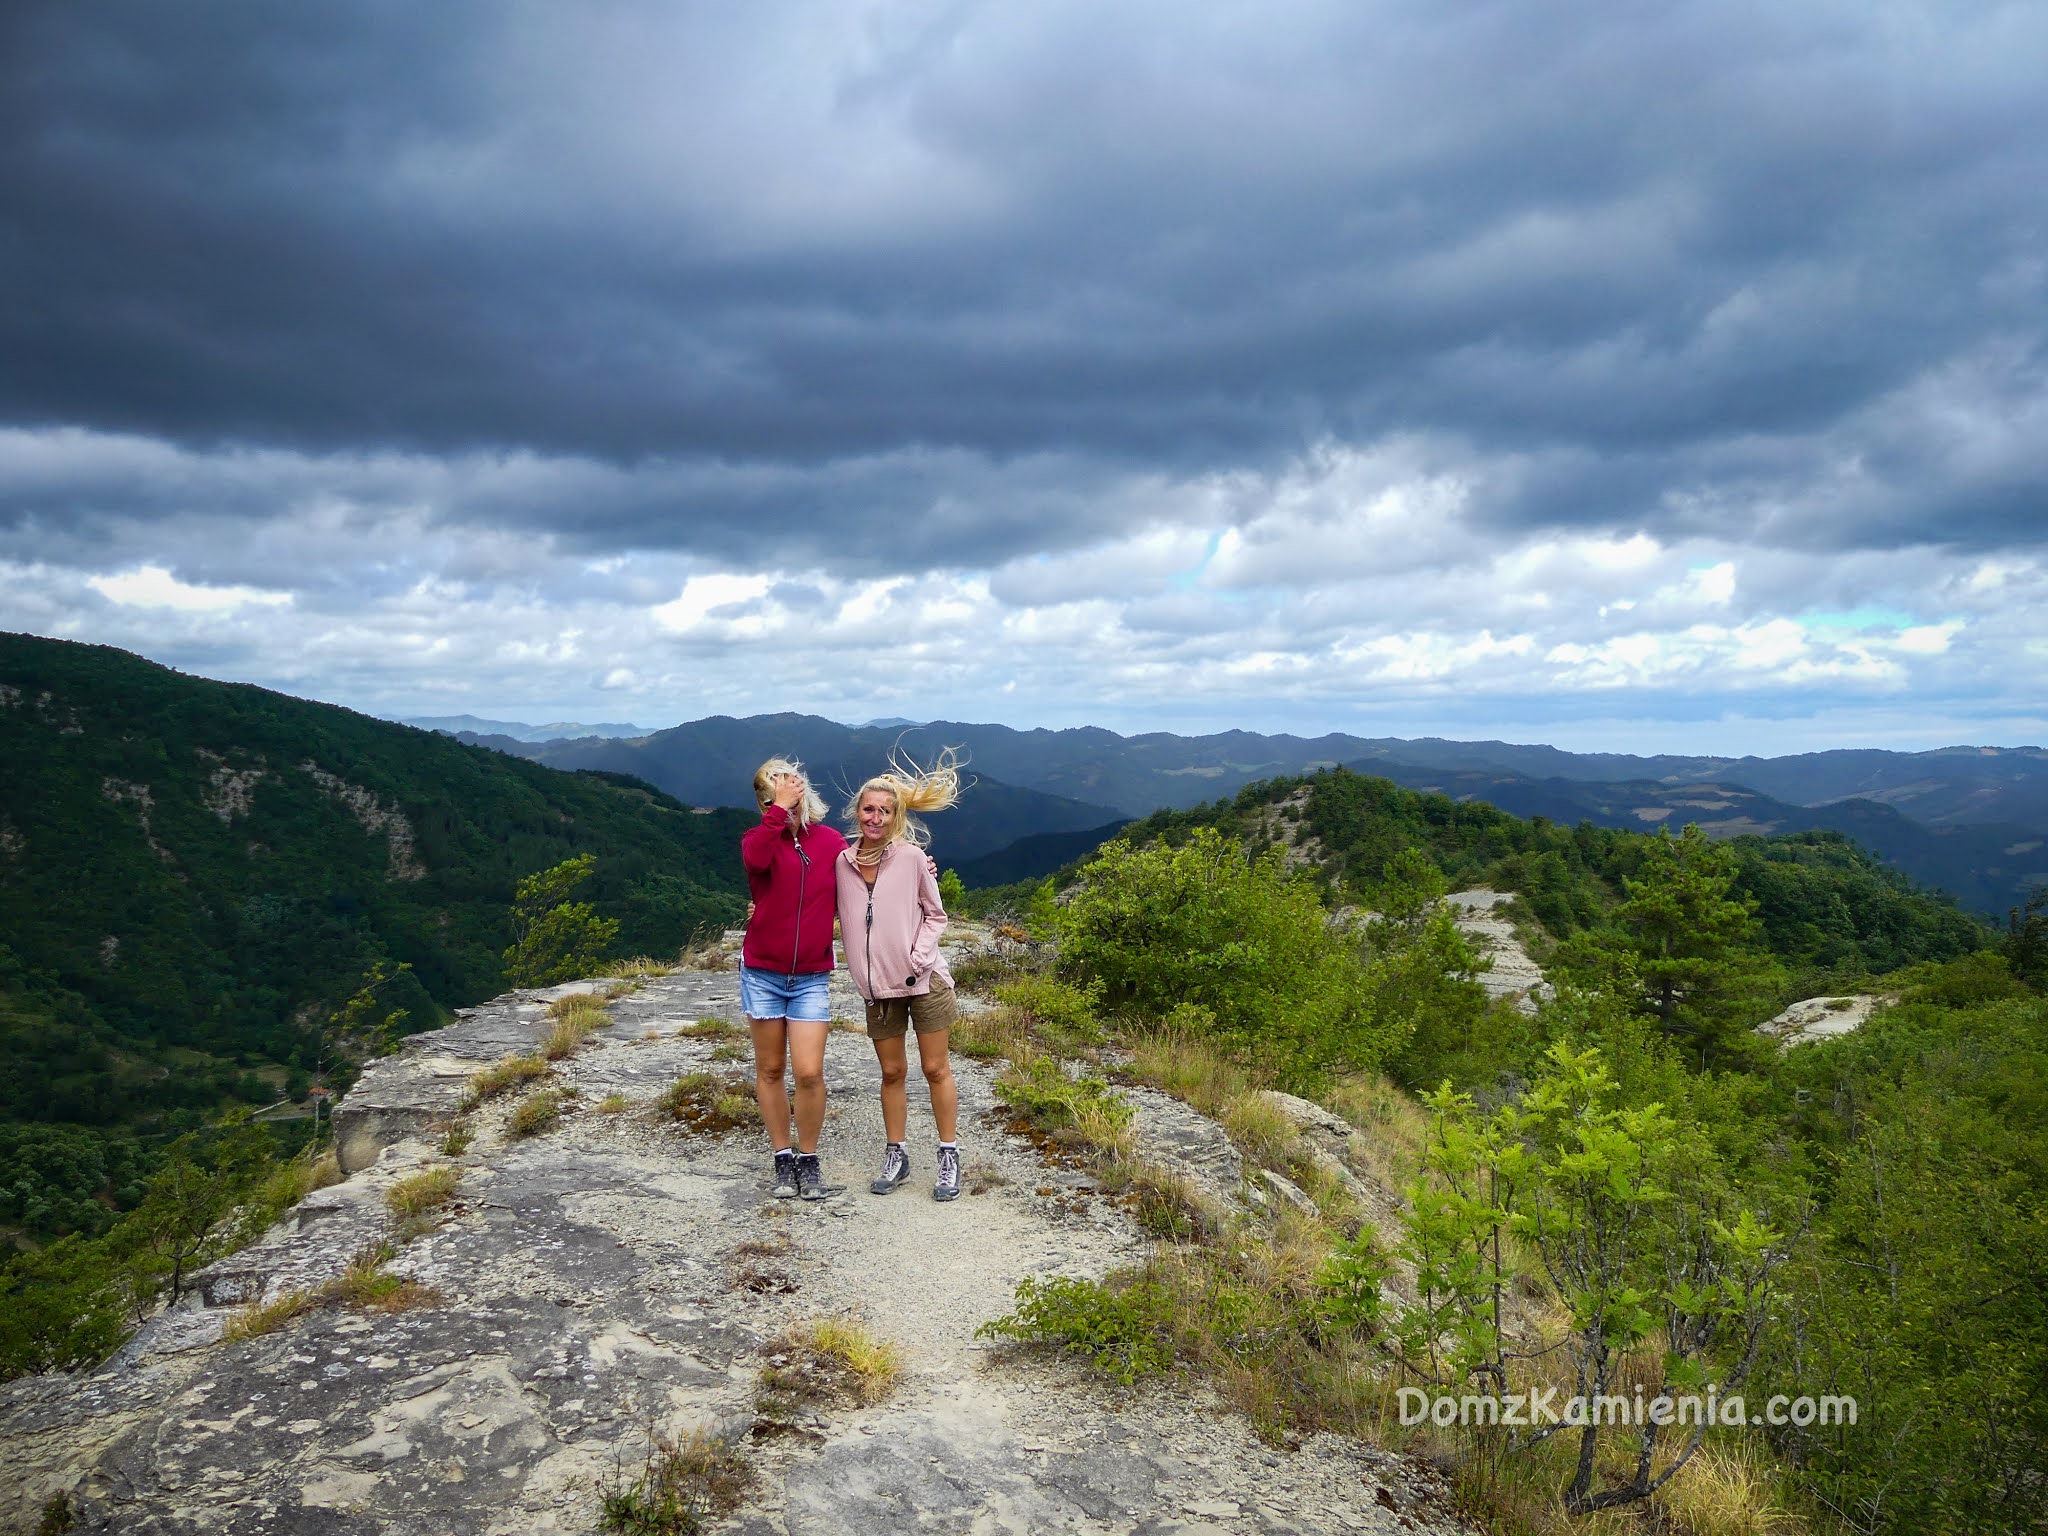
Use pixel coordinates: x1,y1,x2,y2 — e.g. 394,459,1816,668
1,0,2044,567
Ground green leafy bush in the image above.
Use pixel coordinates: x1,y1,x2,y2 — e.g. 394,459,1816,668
976,1273,1175,1385
1057,828,1408,1086
1314,1225,1388,1335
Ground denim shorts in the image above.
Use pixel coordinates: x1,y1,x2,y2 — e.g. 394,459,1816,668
739,966,832,1023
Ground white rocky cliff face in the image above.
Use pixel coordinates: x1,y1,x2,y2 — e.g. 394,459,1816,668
0,967,1469,1536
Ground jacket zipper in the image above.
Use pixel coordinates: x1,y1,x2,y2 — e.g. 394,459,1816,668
864,881,876,999
788,831,810,977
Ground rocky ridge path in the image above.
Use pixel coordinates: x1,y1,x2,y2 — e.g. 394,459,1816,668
0,968,1468,1536
1439,891,1549,1015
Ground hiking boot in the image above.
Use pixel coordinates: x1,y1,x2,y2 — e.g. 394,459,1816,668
870,1143,911,1195
771,1152,798,1200
934,1144,961,1202
796,1153,827,1201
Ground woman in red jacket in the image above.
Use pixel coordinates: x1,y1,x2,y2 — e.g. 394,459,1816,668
739,757,847,1200
835,751,965,1202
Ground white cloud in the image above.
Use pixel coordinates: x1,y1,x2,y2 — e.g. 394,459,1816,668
2,429,2042,754
652,573,773,632
1893,621,1962,655
87,565,292,612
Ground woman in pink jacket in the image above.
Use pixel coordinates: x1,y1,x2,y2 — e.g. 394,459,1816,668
835,751,966,1201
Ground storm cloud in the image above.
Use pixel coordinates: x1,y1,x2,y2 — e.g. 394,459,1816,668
1,0,2043,745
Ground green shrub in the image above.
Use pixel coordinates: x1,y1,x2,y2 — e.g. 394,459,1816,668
1314,1225,1388,1335
504,855,622,987
0,1235,129,1377
1058,828,1408,1087
976,1273,1175,1385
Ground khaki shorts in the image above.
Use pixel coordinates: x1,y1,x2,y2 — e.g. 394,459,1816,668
864,982,959,1040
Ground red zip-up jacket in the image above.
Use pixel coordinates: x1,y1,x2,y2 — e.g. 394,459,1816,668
740,804,849,974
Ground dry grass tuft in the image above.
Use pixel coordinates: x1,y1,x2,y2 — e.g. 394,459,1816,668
1120,1161,1221,1243
1221,1092,1303,1168
438,1120,475,1157
542,1019,589,1060
461,1053,550,1111
607,955,677,979
597,1091,631,1113
598,1422,753,1535
677,1017,742,1039
951,1006,1035,1062
333,1245,442,1312
543,994,610,1059
508,1087,570,1137
655,1071,756,1135
254,1146,344,1215
757,1317,903,1414
1126,1029,1250,1119
385,1166,459,1219
221,1286,322,1341
1654,1442,1805,1536
678,929,743,969
727,1233,799,1296
221,1244,439,1340
964,1160,1009,1195
1320,1073,1430,1190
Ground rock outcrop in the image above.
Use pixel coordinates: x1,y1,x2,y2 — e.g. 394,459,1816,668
1757,992,1890,1046
1442,890,1550,1015
0,969,1469,1536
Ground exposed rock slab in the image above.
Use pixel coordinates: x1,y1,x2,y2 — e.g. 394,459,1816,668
1443,890,1550,1015
1,968,1469,1536
1757,993,1890,1046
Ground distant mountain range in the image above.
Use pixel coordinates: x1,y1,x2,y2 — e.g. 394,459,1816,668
434,715,2048,913
400,714,651,743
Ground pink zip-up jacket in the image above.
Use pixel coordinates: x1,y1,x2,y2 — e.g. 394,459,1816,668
834,840,953,1002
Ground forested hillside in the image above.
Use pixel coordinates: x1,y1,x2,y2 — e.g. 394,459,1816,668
0,633,748,1246
1023,767,1988,985
1015,770,2039,1530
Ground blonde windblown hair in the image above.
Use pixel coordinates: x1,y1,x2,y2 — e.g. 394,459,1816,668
845,746,966,859
752,756,829,830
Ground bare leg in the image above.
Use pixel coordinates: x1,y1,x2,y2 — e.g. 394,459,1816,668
749,1017,792,1151
787,1021,830,1154
873,1034,910,1144
917,1029,958,1143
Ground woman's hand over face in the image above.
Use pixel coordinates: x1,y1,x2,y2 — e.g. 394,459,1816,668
771,772,805,811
